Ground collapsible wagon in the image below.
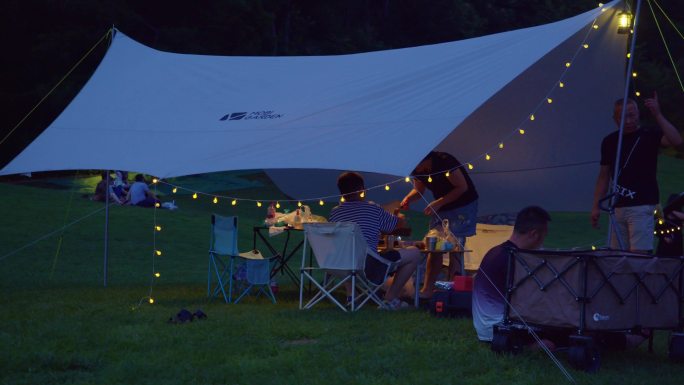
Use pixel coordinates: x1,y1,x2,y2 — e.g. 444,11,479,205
491,248,684,371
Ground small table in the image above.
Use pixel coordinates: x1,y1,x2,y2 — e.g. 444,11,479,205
253,226,304,287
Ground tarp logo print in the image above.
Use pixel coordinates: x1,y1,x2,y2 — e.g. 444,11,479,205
219,110,285,121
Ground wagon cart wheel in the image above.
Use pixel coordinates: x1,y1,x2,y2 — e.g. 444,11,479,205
669,332,684,362
491,324,524,355
568,335,600,373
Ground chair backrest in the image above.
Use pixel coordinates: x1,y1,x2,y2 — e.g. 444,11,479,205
303,222,367,271
211,214,238,255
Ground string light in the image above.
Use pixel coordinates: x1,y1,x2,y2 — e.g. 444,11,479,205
213,197,218,204
632,71,638,78
530,114,535,121
156,250,162,256
319,199,324,206
519,129,526,135
231,199,237,206
385,185,390,191
467,163,474,170
565,62,571,68
149,298,154,304
591,245,597,250
428,176,433,183
485,154,491,160
276,202,281,209
360,192,365,198
405,176,411,183
445,171,450,177
626,53,631,58
593,25,599,29
547,98,553,104
559,82,565,88
152,178,158,184
155,202,160,208
257,201,262,207
172,187,177,193
154,272,160,278
192,193,198,199
155,225,162,231
340,197,345,202
298,201,302,207
659,219,664,225
635,91,641,96
499,142,504,149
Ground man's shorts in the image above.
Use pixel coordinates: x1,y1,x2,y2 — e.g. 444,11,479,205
611,204,656,251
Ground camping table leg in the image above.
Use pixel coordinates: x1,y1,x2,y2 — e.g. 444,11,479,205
253,227,303,287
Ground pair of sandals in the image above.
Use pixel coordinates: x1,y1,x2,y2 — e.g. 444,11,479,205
168,309,207,324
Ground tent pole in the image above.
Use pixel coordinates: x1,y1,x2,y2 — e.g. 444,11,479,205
608,0,643,250
103,170,110,287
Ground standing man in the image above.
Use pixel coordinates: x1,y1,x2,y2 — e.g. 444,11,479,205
591,93,682,252
400,151,478,298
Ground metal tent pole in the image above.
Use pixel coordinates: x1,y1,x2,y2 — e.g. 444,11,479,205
608,0,643,249
103,170,110,287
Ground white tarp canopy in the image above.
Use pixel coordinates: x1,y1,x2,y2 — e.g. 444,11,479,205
2,2,627,214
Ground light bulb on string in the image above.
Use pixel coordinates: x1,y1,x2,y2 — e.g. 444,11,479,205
360,192,365,198
530,114,535,121
155,250,162,256
152,178,158,184
319,199,324,206
498,142,504,149
298,201,302,207
467,163,474,170
155,225,162,231
445,171,450,177
547,98,553,104
172,187,177,193
559,82,565,88
632,72,637,78
635,91,641,97
154,272,160,278
192,193,198,199
519,129,526,135
257,201,262,207
485,154,491,160
405,176,411,183
340,197,345,202
231,199,237,206
427,176,432,183
155,202,160,208
385,185,390,191
213,197,218,204
626,53,631,58
149,298,154,304
276,202,280,209
593,25,599,30
583,44,589,49
565,62,571,68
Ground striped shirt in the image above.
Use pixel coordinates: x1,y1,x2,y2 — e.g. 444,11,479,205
329,201,398,249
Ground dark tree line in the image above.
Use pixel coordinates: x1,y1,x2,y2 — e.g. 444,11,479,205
1,0,682,168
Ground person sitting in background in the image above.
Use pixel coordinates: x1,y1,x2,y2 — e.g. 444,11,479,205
112,170,130,201
329,171,421,310
93,172,124,205
472,206,550,342
126,174,159,207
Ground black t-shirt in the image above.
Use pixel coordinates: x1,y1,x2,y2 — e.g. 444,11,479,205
600,127,662,207
414,152,478,212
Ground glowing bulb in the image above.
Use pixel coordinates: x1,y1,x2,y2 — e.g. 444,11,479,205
598,2,603,6
632,72,637,78
149,298,154,304
547,98,553,104
340,197,345,202
601,7,606,12
654,231,657,235
626,53,631,58
583,44,589,49
565,62,571,68
530,114,535,121
172,187,177,193
156,250,162,256
319,199,324,206
678,227,682,230
405,176,410,183
154,272,160,278
559,82,565,88
276,202,280,209
498,142,504,149
659,219,664,225
519,129,526,135
298,201,302,207
155,202,160,208
467,163,474,170
591,245,596,251
593,25,599,29
654,209,658,214
485,154,491,160
428,176,433,183
661,231,665,234
213,197,218,204
445,171,450,177
360,192,365,198
231,199,237,206
155,225,162,231
635,91,641,97
152,178,158,184
192,193,198,199
257,201,262,207
385,185,390,191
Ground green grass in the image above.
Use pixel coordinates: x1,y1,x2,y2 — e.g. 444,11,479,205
1,161,684,385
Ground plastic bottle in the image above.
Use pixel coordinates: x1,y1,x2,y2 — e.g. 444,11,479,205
294,208,302,229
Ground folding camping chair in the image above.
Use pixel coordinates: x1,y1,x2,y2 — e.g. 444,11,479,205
207,214,276,304
299,222,396,312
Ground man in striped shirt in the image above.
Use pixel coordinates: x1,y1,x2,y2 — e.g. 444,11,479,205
329,172,421,310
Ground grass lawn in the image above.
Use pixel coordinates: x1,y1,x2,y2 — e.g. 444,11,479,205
1,158,684,385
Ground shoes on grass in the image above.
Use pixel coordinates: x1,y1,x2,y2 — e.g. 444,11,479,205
168,308,208,324
381,298,410,310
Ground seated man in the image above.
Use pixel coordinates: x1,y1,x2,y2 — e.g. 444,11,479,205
126,174,159,207
93,172,124,205
472,206,550,342
329,171,421,310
